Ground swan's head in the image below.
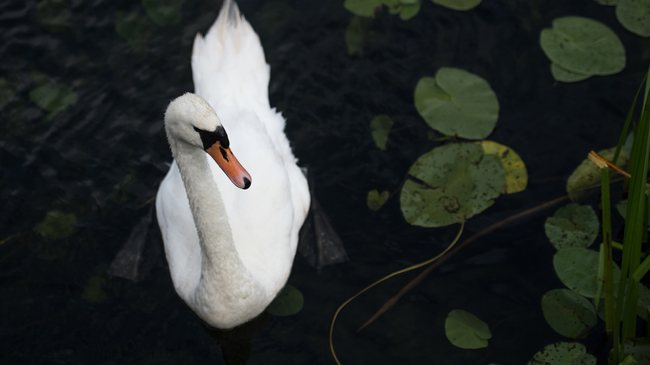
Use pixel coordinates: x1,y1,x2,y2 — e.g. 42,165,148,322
165,93,251,189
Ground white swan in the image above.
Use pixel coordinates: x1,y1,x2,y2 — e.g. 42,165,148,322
155,0,310,329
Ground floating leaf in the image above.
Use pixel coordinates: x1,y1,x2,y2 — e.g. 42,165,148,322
142,0,184,26
345,16,371,56
553,248,621,298
400,1,420,20
594,0,619,5
370,114,393,150
34,210,77,240
567,147,626,202
81,276,107,303
29,81,78,113
367,190,389,211
267,284,304,316
540,17,626,76
551,63,592,83
541,289,597,338
115,11,153,51
36,0,71,32
616,0,650,37
344,0,383,17
414,68,499,140
637,284,650,320
444,309,491,349
432,0,482,11
0,78,15,107
400,143,504,227
545,203,599,250
619,339,650,364
477,141,528,194
527,342,590,365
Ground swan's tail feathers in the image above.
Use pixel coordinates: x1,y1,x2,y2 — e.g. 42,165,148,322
191,0,271,110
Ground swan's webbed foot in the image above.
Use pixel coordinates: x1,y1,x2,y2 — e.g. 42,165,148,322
298,169,348,272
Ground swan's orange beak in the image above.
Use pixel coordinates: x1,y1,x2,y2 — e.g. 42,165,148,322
206,143,252,189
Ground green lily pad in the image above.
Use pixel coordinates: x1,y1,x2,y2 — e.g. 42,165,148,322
414,68,499,140
567,147,626,202
616,199,650,227
370,114,393,150
477,140,528,194
432,0,482,11
29,81,78,113
36,0,71,32
400,143,504,227
616,0,650,37
637,284,650,320
551,63,592,83
553,248,621,298
142,0,184,26
344,0,383,17
545,203,599,250
81,276,108,303
267,284,304,316
527,342,591,365
542,289,597,338
444,309,491,349
345,16,371,56
0,78,15,107
34,210,77,240
400,1,420,20
620,339,650,364
540,17,626,76
594,0,619,5
115,11,153,51
367,190,389,211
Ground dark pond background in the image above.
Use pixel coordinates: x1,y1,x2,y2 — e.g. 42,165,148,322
1,0,648,363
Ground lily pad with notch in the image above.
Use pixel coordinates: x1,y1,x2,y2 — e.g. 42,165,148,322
367,190,389,211
414,68,499,140
545,203,599,250
540,16,626,76
444,309,492,349
553,248,621,298
616,0,650,37
400,143,504,227
551,63,592,83
541,289,597,338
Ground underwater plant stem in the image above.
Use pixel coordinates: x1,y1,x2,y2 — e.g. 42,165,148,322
355,195,569,332
329,220,465,365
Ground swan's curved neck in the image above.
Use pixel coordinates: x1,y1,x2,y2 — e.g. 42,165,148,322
170,140,262,316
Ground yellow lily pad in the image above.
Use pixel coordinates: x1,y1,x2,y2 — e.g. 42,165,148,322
477,141,528,194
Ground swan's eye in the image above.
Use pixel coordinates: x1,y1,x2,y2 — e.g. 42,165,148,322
193,126,230,150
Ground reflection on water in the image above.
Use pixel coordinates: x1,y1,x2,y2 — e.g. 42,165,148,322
0,0,648,363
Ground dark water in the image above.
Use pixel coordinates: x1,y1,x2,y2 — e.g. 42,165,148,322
1,0,647,363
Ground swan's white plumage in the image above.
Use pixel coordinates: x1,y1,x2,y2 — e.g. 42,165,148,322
156,0,309,329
